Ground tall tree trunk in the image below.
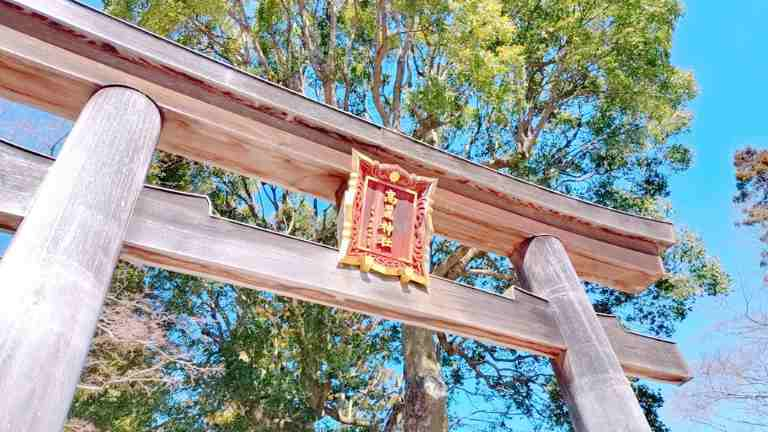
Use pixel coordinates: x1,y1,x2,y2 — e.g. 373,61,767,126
402,326,447,432
400,246,479,431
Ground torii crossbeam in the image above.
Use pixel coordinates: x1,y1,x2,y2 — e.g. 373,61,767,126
0,1,685,431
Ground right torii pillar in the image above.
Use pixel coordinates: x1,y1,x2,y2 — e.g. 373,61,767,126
513,236,652,432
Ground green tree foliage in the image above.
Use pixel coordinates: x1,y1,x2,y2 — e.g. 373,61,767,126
67,0,730,430
734,146,768,272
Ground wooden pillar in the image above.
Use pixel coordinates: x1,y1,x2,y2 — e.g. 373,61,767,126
0,87,161,431
513,236,651,432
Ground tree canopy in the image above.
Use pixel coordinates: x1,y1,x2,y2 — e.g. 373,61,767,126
64,0,729,430
734,147,768,276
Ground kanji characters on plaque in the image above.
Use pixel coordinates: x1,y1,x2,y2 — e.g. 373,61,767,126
338,151,438,286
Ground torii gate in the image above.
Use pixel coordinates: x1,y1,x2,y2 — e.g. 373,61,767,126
0,1,690,431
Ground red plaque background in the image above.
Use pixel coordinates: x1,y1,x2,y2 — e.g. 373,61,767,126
338,151,437,286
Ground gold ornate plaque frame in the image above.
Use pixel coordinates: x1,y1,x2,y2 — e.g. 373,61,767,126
338,151,438,286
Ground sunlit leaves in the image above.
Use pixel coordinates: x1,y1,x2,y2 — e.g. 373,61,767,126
82,0,731,430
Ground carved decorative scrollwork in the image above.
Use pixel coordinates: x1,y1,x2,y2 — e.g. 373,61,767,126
338,150,438,287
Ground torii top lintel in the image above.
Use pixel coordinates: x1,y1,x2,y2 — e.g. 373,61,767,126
0,0,675,293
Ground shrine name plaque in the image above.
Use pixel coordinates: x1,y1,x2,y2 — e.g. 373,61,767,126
338,151,438,286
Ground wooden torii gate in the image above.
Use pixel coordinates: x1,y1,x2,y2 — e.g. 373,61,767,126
0,1,690,431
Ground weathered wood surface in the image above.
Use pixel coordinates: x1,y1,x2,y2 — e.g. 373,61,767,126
0,0,674,292
0,89,161,431
0,140,691,384
514,236,653,432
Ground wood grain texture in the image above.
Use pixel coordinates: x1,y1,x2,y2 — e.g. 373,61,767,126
0,140,691,384
0,0,675,292
0,88,161,431
513,236,653,432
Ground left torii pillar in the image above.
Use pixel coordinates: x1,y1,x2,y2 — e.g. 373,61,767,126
0,86,161,431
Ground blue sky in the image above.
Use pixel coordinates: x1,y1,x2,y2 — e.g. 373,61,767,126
1,0,766,430
660,1,768,429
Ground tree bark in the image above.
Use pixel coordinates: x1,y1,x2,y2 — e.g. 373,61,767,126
402,326,448,432
0,86,161,431
401,246,479,432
